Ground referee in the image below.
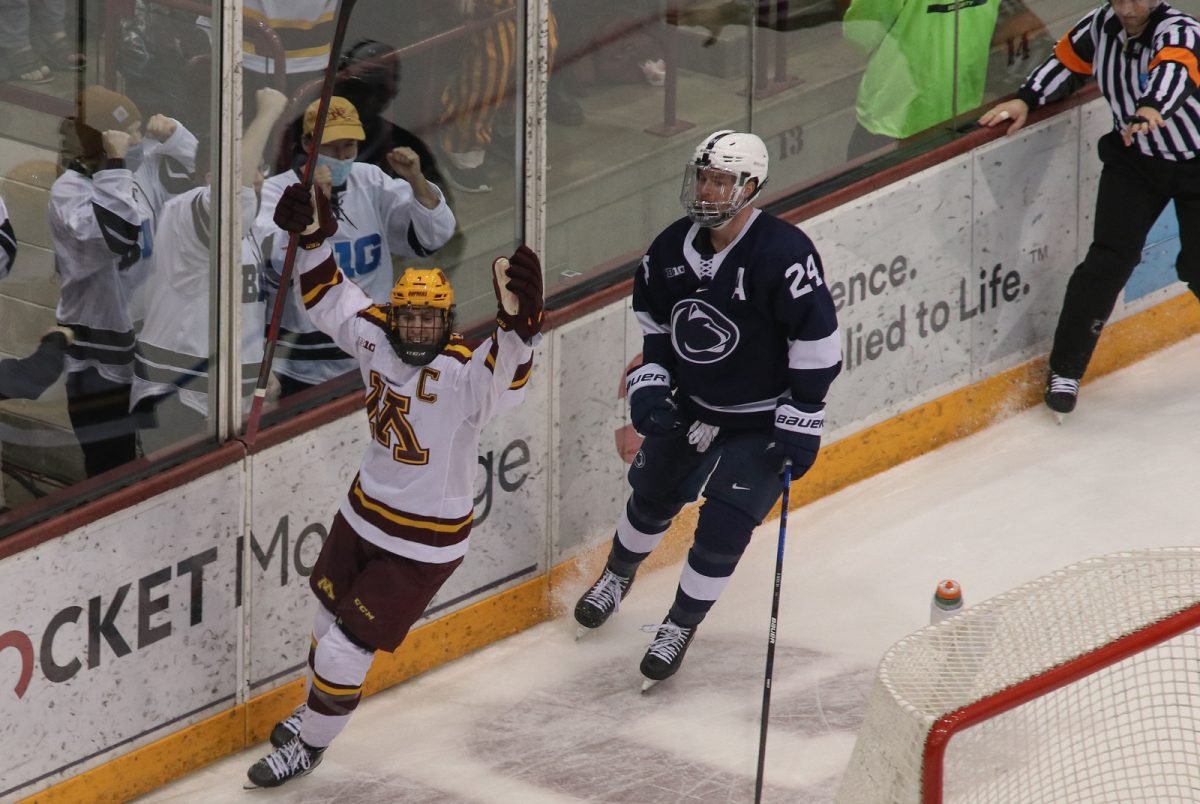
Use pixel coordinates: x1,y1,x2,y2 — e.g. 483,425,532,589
980,0,1200,416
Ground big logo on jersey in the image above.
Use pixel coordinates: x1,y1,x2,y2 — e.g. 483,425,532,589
670,299,739,364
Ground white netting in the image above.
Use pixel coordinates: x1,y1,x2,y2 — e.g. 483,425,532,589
836,548,1200,804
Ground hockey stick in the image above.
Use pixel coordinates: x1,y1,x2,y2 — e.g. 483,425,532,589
754,460,791,804
243,0,359,445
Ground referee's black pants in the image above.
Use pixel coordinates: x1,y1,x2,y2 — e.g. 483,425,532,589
1049,131,1200,379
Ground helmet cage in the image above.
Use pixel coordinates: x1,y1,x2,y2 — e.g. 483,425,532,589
681,130,769,228
680,164,756,228
387,267,455,365
386,305,454,366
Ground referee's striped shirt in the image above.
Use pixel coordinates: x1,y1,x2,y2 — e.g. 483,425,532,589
1016,1,1200,160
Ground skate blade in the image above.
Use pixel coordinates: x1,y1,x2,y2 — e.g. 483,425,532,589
640,678,658,693
1053,411,1066,425
575,625,594,641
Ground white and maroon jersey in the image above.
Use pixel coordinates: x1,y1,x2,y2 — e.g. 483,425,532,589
256,161,455,386
49,164,147,384
295,242,534,564
132,186,265,416
0,195,15,280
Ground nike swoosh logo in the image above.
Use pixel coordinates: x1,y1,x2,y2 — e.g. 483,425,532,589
731,483,750,491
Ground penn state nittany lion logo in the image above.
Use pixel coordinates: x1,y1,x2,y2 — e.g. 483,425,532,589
670,299,739,364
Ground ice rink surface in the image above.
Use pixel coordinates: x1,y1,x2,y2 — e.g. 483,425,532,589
137,335,1200,803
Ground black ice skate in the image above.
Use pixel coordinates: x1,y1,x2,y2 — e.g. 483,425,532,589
639,618,696,691
1044,372,1080,421
245,735,324,788
270,703,306,748
574,567,636,637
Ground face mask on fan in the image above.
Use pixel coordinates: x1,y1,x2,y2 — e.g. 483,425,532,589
316,154,354,188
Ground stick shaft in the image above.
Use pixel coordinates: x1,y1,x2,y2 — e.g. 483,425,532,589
243,0,359,444
754,461,791,803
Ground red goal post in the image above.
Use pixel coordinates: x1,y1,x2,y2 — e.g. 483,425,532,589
836,548,1200,804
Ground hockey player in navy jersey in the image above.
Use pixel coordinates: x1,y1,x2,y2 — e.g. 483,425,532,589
574,130,842,687
245,181,542,788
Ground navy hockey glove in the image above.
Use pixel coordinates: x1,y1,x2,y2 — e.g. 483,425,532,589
766,398,824,479
273,183,337,249
493,245,544,341
627,363,685,437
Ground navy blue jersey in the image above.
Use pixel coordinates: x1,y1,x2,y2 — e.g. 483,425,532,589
633,210,842,429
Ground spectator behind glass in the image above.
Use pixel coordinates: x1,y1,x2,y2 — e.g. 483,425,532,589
237,0,339,97
0,0,84,84
337,39,450,193
435,0,577,194
194,0,337,132
842,0,1044,159
131,88,288,457
256,96,456,397
50,85,198,478
275,38,450,202
49,86,147,478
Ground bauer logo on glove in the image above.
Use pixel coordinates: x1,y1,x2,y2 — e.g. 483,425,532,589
766,398,824,478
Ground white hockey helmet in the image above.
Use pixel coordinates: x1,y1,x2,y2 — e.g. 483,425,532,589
681,130,769,228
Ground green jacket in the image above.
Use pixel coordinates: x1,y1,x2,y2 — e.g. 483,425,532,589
844,0,1000,138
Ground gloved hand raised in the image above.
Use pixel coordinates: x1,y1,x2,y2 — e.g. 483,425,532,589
493,244,544,341
627,363,685,437
765,398,824,478
273,183,337,249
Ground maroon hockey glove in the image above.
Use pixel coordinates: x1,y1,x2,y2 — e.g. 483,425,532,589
493,244,544,341
273,183,337,249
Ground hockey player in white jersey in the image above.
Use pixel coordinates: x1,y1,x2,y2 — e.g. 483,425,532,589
131,88,287,455
245,181,542,788
256,95,456,396
574,130,842,688
50,85,199,477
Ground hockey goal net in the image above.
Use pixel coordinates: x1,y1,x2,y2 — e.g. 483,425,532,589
836,548,1200,804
